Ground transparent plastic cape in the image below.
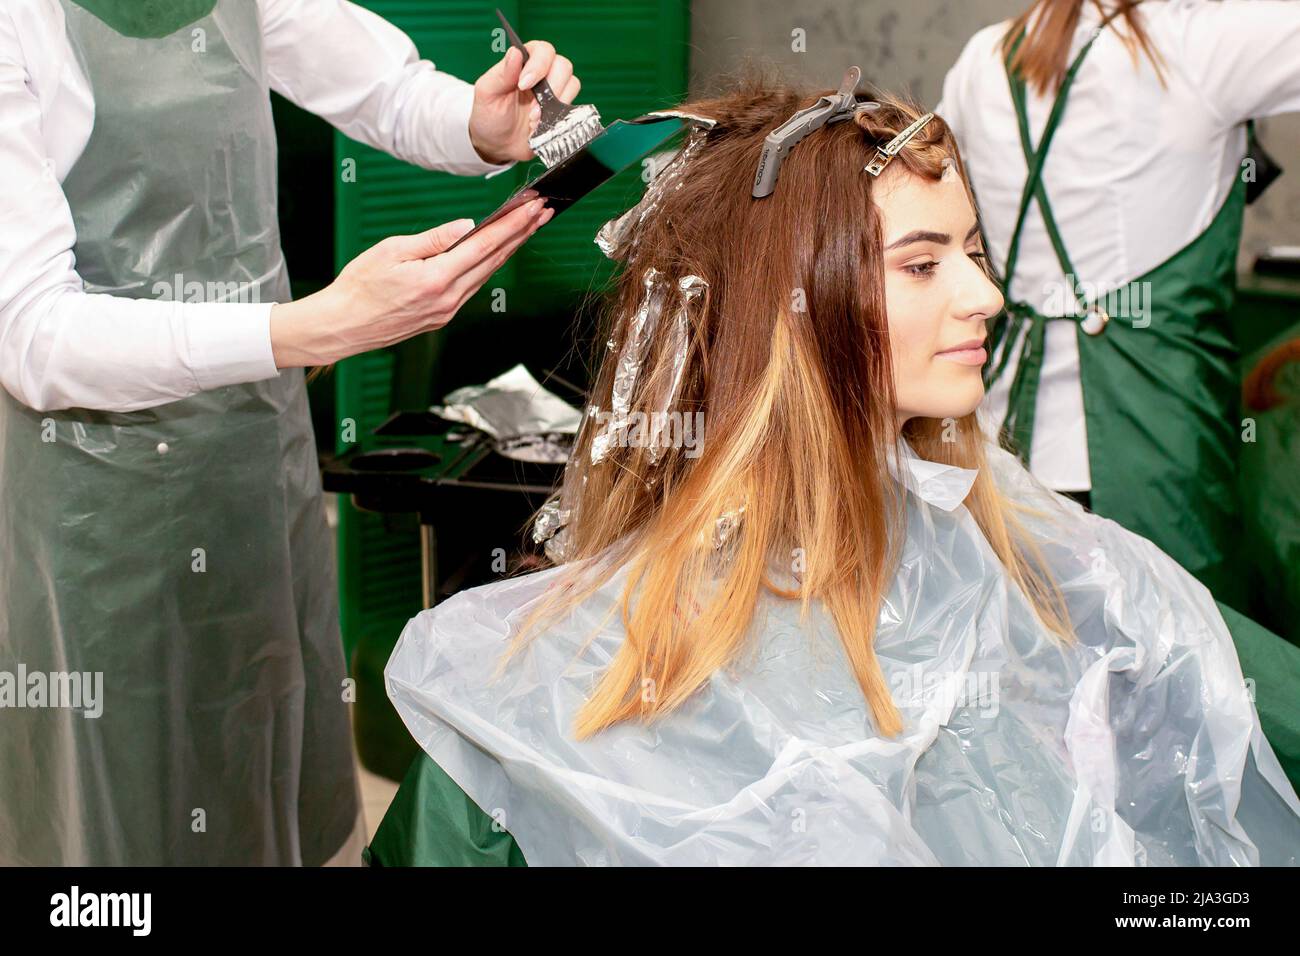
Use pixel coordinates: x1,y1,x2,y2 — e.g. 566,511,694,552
385,441,1300,865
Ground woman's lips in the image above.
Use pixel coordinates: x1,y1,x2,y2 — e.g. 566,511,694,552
936,342,987,366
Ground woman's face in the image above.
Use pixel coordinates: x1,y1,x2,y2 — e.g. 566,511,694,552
873,164,1003,429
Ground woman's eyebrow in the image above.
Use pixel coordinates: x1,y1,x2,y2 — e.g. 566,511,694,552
885,229,948,250
885,223,981,251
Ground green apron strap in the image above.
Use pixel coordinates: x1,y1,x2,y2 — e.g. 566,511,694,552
984,29,1098,390
988,9,1127,459
987,28,1100,455
990,8,1133,372
1001,4,1133,288
1000,317,1048,458
1007,76,1085,307
999,33,1094,293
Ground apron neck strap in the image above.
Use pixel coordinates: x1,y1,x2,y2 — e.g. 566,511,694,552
1000,5,1129,302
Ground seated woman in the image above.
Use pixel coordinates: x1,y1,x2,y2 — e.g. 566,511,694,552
366,77,1300,866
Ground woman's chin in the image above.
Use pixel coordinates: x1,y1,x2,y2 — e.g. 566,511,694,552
901,386,984,424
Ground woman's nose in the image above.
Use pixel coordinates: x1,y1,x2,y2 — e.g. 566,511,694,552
956,258,1004,322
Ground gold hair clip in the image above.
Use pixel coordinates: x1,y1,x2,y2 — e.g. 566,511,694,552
864,112,935,177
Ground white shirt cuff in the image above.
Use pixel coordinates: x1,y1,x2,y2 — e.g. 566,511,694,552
184,301,279,392
440,82,517,179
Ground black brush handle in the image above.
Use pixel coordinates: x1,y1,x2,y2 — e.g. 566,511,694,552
495,8,567,124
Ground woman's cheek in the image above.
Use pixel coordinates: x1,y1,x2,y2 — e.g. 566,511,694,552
887,299,929,376
886,320,926,420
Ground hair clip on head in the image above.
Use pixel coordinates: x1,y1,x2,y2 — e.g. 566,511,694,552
864,112,936,177
752,66,869,199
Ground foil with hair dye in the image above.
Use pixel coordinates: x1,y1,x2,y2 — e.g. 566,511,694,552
712,503,747,551
594,130,708,261
591,271,708,468
645,274,706,464
591,268,666,465
532,494,570,546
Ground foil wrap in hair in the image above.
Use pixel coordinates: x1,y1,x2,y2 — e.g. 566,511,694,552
533,463,586,564
594,129,708,262
541,530,570,564
533,497,573,564
646,275,705,464
591,268,666,465
532,494,570,547
712,503,747,551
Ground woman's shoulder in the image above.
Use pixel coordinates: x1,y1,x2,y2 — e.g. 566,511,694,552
394,564,564,657
388,558,631,688
977,433,1232,668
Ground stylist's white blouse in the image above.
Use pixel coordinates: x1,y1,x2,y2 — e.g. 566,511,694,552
939,0,1300,491
0,0,510,413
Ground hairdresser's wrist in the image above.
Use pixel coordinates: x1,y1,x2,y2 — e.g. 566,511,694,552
270,288,349,369
469,126,513,166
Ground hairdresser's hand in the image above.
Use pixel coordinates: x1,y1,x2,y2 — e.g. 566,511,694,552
469,40,582,164
270,196,553,368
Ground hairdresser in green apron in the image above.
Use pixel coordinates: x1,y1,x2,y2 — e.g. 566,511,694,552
0,0,571,864
988,19,1249,606
943,0,1300,620
938,0,1300,793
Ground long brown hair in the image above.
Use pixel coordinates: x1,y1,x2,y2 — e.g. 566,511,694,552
514,78,1074,739
1004,0,1167,95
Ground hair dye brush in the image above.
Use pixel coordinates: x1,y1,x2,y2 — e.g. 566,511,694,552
496,8,604,168
446,111,697,251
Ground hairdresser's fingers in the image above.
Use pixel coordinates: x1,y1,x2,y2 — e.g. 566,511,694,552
479,45,524,97
410,189,538,261
445,231,534,307
387,218,477,261
558,75,581,105
518,40,557,89
448,206,556,302
428,197,547,279
541,55,574,103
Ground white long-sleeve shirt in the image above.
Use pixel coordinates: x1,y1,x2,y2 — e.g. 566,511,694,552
940,0,1300,491
0,0,512,413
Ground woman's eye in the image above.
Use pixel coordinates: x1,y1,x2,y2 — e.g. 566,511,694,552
968,251,988,262
905,260,939,278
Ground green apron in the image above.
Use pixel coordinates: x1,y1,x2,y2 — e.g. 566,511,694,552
987,25,1247,608
1239,326,1300,646
984,23,1300,802
0,0,358,864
